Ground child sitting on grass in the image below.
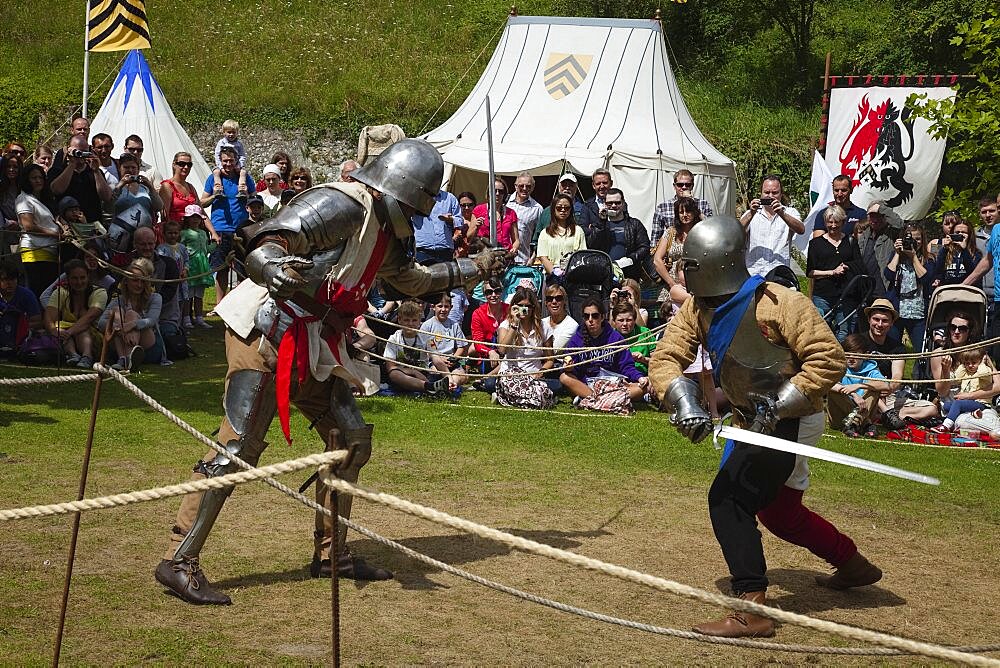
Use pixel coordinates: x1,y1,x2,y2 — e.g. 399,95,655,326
829,333,891,438
384,299,449,395
420,292,469,390
934,347,994,433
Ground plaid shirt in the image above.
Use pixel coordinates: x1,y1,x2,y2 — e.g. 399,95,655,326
650,196,714,247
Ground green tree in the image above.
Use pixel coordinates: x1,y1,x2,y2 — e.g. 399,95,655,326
910,11,1000,210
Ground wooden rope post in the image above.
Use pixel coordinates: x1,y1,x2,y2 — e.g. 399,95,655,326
52,317,114,666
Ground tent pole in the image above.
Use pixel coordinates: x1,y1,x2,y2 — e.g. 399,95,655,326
485,96,497,246
82,2,90,118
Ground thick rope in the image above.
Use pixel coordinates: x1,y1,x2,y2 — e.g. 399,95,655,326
854,335,1000,361
0,451,343,521
318,470,1000,666
0,373,100,386
92,365,999,657
844,368,1000,384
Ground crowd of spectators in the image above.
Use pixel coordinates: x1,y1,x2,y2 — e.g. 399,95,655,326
4,116,1000,431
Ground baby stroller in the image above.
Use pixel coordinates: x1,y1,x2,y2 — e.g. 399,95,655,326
470,264,545,303
819,274,875,338
911,284,989,388
562,250,614,323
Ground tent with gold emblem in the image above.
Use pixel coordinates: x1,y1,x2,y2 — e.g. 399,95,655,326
422,15,737,225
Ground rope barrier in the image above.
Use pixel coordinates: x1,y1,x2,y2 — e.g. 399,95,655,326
70,240,236,285
843,368,1000,384
335,510,1000,656
0,373,100,386
854,335,1000,361
318,470,1000,666
0,451,343,521
9,363,995,658
364,312,668,355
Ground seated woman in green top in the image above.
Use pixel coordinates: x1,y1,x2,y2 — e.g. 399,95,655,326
610,302,655,374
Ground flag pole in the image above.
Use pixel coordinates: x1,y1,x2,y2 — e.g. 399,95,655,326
82,1,90,117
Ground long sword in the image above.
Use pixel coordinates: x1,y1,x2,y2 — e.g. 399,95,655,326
715,424,940,486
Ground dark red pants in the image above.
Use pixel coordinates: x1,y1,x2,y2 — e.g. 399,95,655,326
757,485,857,568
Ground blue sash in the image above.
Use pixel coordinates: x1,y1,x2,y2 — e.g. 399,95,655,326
705,274,766,468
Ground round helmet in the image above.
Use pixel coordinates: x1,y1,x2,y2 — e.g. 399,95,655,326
680,215,749,298
351,139,444,216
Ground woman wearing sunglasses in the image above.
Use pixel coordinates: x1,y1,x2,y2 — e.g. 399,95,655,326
541,284,577,352
289,166,313,194
159,152,211,236
492,287,558,407
536,193,586,281
473,178,520,257
470,276,509,369
559,297,649,403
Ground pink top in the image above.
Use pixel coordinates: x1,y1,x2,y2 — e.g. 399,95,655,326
473,203,517,251
161,179,199,223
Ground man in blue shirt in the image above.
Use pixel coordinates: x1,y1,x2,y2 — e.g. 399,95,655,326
201,146,255,298
812,175,867,238
410,189,461,265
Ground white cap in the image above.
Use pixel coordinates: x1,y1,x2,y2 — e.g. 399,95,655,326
559,172,578,183
262,163,281,177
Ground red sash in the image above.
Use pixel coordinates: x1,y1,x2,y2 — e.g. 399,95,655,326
274,230,389,444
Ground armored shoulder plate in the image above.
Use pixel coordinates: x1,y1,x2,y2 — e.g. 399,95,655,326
244,186,365,254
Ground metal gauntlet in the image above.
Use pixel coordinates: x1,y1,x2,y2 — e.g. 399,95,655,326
663,376,713,443
246,243,314,298
748,380,812,433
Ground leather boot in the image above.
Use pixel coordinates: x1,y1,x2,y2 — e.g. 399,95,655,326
309,554,394,581
815,552,882,590
155,558,232,605
692,590,775,638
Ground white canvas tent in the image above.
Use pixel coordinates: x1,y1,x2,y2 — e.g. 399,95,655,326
422,15,737,227
91,50,211,191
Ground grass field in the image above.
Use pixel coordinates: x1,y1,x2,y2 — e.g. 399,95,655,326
2,319,1000,665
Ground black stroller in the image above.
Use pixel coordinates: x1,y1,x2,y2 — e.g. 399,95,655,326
562,250,614,323
818,274,876,338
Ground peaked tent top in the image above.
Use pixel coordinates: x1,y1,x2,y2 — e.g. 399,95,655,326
91,50,211,191
423,15,734,173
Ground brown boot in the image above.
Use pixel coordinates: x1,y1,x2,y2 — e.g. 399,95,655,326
816,552,882,590
155,558,232,605
692,590,775,638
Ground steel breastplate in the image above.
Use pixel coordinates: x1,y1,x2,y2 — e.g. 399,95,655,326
704,293,797,411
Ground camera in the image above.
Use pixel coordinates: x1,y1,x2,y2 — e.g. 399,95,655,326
759,197,775,207
902,233,915,251
950,233,965,242
70,149,93,159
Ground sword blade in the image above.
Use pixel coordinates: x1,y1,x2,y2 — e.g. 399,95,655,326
716,425,940,486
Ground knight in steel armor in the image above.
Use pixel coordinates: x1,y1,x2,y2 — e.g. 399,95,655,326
649,215,882,638
155,139,507,605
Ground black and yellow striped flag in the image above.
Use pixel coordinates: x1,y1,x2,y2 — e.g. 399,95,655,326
87,0,151,52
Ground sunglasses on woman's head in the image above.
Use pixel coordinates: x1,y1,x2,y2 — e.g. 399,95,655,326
484,288,500,296
545,295,564,303
175,161,193,168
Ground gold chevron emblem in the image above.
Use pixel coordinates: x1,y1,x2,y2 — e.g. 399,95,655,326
544,53,593,100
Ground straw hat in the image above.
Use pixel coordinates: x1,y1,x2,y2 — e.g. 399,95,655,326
864,298,899,322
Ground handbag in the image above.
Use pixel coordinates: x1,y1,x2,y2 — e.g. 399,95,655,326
18,331,62,366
